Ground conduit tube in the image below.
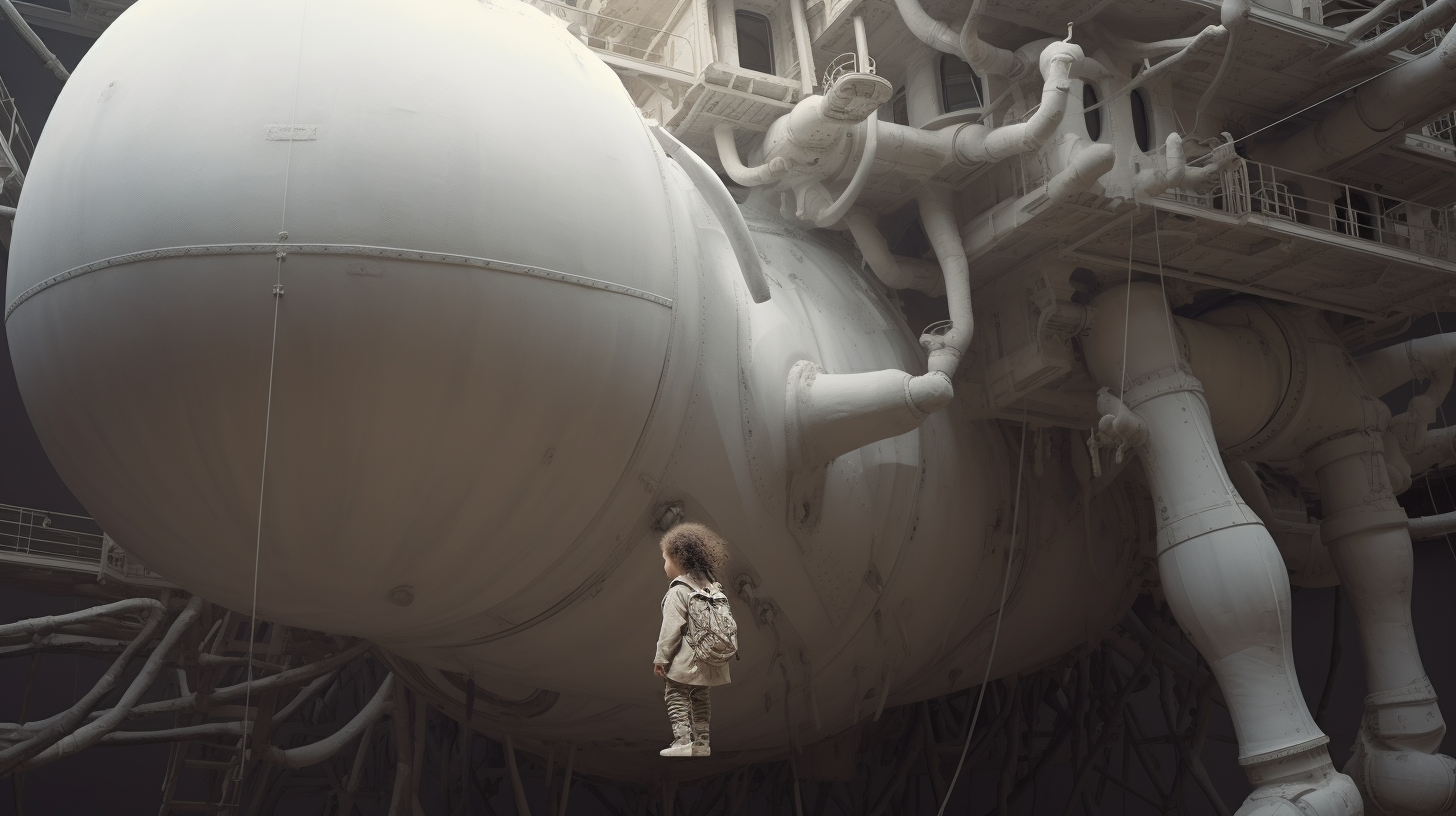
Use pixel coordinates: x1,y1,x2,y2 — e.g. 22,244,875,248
651,124,772,303
1045,143,1115,202
714,123,792,186
1254,24,1456,173
0,0,68,81
892,0,961,56
788,0,815,96
267,674,395,769
1083,284,1353,811
1356,332,1456,397
843,209,944,294
959,1,1024,79
916,187,971,377
960,45,1076,163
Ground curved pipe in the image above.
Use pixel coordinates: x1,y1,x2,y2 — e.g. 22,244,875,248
843,209,944,295
958,0,1024,79
892,0,961,56
1046,142,1115,202
1407,425,1456,475
1409,507,1456,540
788,362,953,471
0,598,161,640
1137,133,1188,198
23,596,203,771
965,46,1076,163
267,674,395,769
0,0,68,81
1356,332,1456,398
652,124,772,303
713,123,792,186
917,187,971,377
812,116,877,227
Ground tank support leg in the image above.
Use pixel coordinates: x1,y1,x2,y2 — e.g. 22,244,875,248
1084,283,1360,816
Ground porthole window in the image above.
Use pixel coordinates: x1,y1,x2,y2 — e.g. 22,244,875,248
940,54,984,112
735,11,774,75
1083,83,1102,142
1131,89,1152,152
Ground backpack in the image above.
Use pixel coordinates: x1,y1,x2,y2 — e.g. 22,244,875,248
684,584,739,666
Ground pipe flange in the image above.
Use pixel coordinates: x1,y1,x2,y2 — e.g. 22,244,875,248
1367,676,1439,710
1223,302,1311,460
1320,506,1408,546
1238,734,1332,767
1122,363,1203,411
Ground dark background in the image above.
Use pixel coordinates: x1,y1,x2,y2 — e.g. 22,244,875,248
4,12,1456,815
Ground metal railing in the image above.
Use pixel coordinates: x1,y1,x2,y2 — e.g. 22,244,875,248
0,76,34,207
1158,157,1456,262
0,504,105,567
822,53,876,87
1422,111,1456,143
528,0,697,75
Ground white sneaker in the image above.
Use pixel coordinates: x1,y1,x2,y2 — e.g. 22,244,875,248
660,736,694,757
692,737,711,757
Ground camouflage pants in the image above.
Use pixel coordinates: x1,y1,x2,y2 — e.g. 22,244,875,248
664,679,711,741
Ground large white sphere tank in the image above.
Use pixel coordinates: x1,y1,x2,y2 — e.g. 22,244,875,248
5,0,679,639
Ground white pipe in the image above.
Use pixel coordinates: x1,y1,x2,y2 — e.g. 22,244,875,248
712,0,738,66
1333,0,1456,64
1082,283,1350,805
0,0,68,81
713,123,792,185
788,362,952,470
843,209,944,295
811,117,877,227
916,187,971,377
25,596,204,770
1045,142,1114,202
0,598,162,640
1356,333,1456,397
957,0,1025,79
1407,425,1456,475
788,0,815,96
892,0,961,56
962,46,1075,163
1339,0,1417,39
1136,133,1188,198
651,124,772,303
267,674,395,769
1409,507,1456,540
0,205,15,220
853,16,868,69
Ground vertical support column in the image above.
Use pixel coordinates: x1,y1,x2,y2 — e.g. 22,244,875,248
712,0,738,67
853,16,869,70
904,45,939,128
788,0,816,95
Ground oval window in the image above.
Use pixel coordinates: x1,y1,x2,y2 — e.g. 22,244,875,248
1083,83,1102,142
1131,89,1152,152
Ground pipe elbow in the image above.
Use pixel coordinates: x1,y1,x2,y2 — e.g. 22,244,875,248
893,0,961,55
959,12,1024,78
1047,142,1114,202
714,123,792,186
1356,333,1456,397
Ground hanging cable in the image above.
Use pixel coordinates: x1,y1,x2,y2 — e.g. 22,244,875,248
935,406,1030,816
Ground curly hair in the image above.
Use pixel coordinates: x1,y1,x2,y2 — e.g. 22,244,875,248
661,522,729,582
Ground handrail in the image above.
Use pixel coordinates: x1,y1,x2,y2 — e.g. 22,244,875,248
1156,156,1456,263
528,0,697,75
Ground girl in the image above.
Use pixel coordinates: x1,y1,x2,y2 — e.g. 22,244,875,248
653,522,732,757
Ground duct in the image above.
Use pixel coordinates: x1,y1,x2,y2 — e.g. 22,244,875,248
959,0,1025,79
1082,283,1355,811
651,124,772,303
0,0,69,81
960,44,1076,163
267,674,395,769
892,0,962,57
1356,332,1456,397
786,362,952,472
843,209,945,295
714,123,792,186
1329,0,1456,71
917,187,971,377
1253,24,1456,173
1045,142,1115,202
23,596,203,771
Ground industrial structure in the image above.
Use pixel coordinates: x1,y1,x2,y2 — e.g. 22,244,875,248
4,0,1456,812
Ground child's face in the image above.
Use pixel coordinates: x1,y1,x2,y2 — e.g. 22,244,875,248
662,547,684,580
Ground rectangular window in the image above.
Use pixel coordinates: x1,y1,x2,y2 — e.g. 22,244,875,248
736,10,775,75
